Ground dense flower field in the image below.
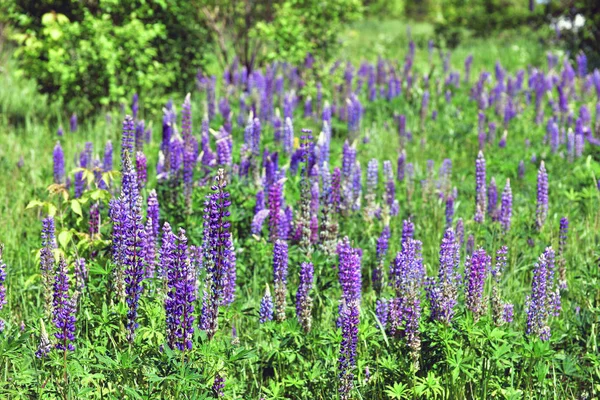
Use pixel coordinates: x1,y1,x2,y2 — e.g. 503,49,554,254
1,39,600,399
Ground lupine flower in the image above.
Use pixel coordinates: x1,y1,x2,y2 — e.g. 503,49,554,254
53,142,65,185
136,152,147,189
259,285,274,323
35,319,52,358
373,225,390,294
488,177,498,220
475,151,486,223
445,193,455,227
40,217,56,318
147,190,160,239
518,160,525,179
465,247,490,321
388,238,423,368
74,257,87,300
200,169,232,339
319,164,340,255
490,246,513,326
337,237,361,400
268,179,284,241
181,94,196,210
526,247,560,341
426,228,460,325
143,218,156,278
375,298,388,327
70,113,77,132
558,217,568,289
57,126,64,137
273,240,288,322
499,179,512,232
164,228,195,350
296,262,314,332
212,372,225,398
0,244,6,331
536,161,549,230
89,202,100,237
295,133,314,253
121,116,135,167
53,255,76,351
401,219,414,250
455,218,464,248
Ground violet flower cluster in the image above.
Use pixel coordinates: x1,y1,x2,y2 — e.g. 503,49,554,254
465,247,490,321
296,262,314,332
526,247,560,341
426,228,460,325
536,161,549,229
273,240,289,322
53,256,76,351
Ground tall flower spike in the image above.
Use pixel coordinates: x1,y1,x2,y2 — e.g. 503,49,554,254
426,228,460,325
259,285,274,323
200,169,232,339
147,190,160,240
273,240,289,322
0,244,6,332
296,262,314,332
490,246,513,325
40,217,57,318
526,247,559,341
53,142,65,185
474,151,486,223
536,161,548,230
165,228,195,350
120,116,135,167
558,217,568,289
499,179,512,232
53,255,76,351
373,225,390,295
465,247,490,321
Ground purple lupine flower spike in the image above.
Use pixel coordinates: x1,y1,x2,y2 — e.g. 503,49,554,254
526,247,559,341
426,228,460,325
465,247,490,321
0,245,6,332
164,228,196,350
273,240,289,322
296,262,314,332
53,255,76,351
70,113,78,132
57,126,64,137
536,161,549,230
474,151,486,223
499,179,512,232
558,217,568,290
488,177,498,221
212,372,225,398
147,189,160,239
121,116,135,167
259,285,274,323
200,169,232,339
40,217,57,317
53,142,65,185
373,225,390,294
136,151,147,189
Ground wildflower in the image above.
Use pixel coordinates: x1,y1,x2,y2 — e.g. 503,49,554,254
558,217,568,289
53,142,65,185
426,228,460,324
465,247,490,321
259,285,274,323
536,161,548,229
499,179,512,232
273,240,288,322
526,247,560,341
53,256,76,351
296,262,314,332
475,151,486,223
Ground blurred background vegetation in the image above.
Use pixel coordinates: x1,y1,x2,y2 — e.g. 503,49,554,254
0,0,598,117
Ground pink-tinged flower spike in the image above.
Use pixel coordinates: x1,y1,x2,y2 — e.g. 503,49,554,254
273,240,288,322
53,255,76,351
558,217,568,289
465,247,490,322
40,217,57,318
536,161,549,230
259,285,274,323
0,244,6,332
499,179,512,232
490,246,513,325
296,262,314,332
526,247,560,341
474,151,487,223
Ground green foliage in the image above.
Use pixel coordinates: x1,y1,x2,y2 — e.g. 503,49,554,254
7,1,212,114
255,0,363,65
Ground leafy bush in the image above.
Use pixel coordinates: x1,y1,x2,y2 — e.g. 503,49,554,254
5,1,212,114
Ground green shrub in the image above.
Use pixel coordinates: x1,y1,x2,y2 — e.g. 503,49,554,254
6,1,212,115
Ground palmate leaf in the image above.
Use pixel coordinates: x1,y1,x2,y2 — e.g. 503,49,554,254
385,382,409,399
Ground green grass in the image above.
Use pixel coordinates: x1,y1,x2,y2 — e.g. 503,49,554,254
0,19,599,399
